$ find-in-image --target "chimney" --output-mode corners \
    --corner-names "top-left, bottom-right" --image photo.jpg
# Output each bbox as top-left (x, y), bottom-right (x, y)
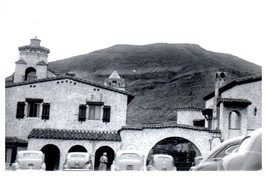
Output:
top-left (212, 71), bottom-right (226, 129)
top-left (66, 72), bottom-right (76, 78)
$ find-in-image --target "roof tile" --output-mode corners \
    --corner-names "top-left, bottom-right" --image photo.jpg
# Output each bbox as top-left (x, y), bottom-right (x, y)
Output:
top-left (28, 128), bottom-right (121, 141)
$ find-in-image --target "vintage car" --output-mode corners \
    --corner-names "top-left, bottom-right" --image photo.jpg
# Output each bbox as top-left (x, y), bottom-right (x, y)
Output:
top-left (190, 136), bottom-right (243, 171)
top-left (111, 150), bottom-right (145, 171)
top-left (63, 152), bottom-right (92, 171)
top-left (11, 150), bottom-right (46, 170)
top-left (147, 154), bottom-right (176, 171)
top-left (218, 128), bottom-right (262, 171)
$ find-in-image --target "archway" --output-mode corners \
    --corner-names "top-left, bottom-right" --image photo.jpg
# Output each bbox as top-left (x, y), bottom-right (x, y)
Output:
top-left (147, 137), bottom-right (201, 171)
top-left (41, 144), bottom-right (60, 171)
top-left (94, 146), bottom-right (115, 171)
top-left (229, 110), bottom-right (241, 129)
top-left (68, 145), bottom-right (87, 153)
top-left (25, 67), bottom-right (36, 81)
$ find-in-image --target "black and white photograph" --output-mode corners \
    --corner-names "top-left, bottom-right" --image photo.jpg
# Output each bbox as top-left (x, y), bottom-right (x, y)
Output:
top-left (1, 0), bottom-right (265, 174)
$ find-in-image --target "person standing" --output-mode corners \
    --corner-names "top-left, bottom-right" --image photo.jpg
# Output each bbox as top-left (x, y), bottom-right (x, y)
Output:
top-left (98, 152), bottom-right (108, 171)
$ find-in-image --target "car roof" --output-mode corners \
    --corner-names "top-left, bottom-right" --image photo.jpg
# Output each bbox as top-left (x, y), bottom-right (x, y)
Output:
top-left (201, 136), bottom-right (244, 162)
top-left (68, 152), bottom-right (90, 155)
top-left (152, 154), bottom-right (173, 159)
top-left (18, 150), bottom-right (43, 154)
top-left (116, 150), bottom-right (144, 156)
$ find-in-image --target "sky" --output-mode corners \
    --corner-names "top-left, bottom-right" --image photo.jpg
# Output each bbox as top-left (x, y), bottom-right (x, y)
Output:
top-left (0, 0), bottom-right (266, 174)
top-left (1, 0), bottom-right (266, 77)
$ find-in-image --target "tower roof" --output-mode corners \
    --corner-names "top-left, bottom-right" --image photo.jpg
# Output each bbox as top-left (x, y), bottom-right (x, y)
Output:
top-left (18, 37), bottom-right (50, 54)
top-left (108, 70), bottom-right (121, 79)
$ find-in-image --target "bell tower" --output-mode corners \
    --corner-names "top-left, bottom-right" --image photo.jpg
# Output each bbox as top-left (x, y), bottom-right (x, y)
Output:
top-left (104, 71), bottom-right (125, 91)
top-left (13, 37), bottom-right (50, 83)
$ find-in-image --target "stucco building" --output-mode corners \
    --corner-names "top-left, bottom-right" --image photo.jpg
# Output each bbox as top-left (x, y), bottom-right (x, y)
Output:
top-left (203, 72), bottom-right (262, 140)
top-left (5, 38), bottom-right (261, 171)
top-left (5, 38), bottom-right (134, 170)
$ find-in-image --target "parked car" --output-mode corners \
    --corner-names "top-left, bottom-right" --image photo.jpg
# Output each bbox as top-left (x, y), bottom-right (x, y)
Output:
top-left (111, 150), bottom-right (145, 171)
top-left (11, 150), bottom-right (46, 170)
top-left (190, 136), bottom-right (243, 171)
top-left (218, 128), bottom-right (262, 171)
top-left (63, 152), bottom-right (92, 171)
top-left (147, 154), bottom-right (176, 171)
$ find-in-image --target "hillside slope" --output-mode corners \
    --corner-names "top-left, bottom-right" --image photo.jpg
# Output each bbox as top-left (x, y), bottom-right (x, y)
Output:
top-left (48, 43), bottom-right (261, 125)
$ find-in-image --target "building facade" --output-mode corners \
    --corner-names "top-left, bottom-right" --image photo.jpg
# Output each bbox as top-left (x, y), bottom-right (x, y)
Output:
top-left (5, 38), bottom-right (261, 171)
top-left (5, 38), bottom-right (134, 170)
top-left (203, 72), bottom-right (262, 141)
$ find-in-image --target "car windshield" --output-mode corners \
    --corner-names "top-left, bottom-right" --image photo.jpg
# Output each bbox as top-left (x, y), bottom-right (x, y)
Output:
top-left (70, 154), bottom-right (86, 158)
top-left (225, 145), bottom-right (239, 154)
top-left (238, 136), bottom-right (251, 152)
top-left (22, 153), bottom-right (40, 158)
top-left (121, 153), bottom-right (139, 159)
top-left (153, 156), bottom-right (173, 169)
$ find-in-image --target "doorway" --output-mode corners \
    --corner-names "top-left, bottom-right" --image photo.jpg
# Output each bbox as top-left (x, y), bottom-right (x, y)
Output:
top-left (41, 144), bottom-right (60, 171)
top-left (94, 146), bottom-right (115, 171)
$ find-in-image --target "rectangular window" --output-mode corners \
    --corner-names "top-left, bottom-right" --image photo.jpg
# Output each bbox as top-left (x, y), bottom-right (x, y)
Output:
top-left (103, 106), bottom-right (111, 123)
top-left (86, 101), bottom-right (104, 120)
top-left (88, 105), bottom-right (101, 120)
top-left (16, 102), bottom-right (25, 119)
top-left (41, 103), bottom-right (50, 120)
top-left (28, 102), bottom-right (40, 117)
top-left (26, 98), bottom-right (43, 118)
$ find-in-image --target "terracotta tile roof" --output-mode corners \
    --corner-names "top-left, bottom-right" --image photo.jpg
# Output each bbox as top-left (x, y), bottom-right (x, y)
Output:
top-left (6, 137), bottom-right (28, 144)
top-left (203, 74), bottom-right (261, 100)
top-left (28, 128), bottom-right (121, 141)
top-left (121, 123), bottom-right (220, 133)
top-left (47, 67), bottom-right (61, 76)
top-left (177, 106), bottom-right (203, 111)
top-left (18, 45), bottom-right (50, 54)
top-left (217, 98), bottom-right (252, 107)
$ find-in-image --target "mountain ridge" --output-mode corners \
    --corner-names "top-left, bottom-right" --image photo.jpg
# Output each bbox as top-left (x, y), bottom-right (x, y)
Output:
top-left (47, 43), bottom-right (261, 125)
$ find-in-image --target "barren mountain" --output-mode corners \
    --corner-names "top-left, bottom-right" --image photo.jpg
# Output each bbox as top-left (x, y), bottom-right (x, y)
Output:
top-left (48, 43), bottom-right (261, 125)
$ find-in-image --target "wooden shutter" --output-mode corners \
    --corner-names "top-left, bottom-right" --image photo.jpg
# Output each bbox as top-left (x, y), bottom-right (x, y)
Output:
top-left (78, 104), bottom-right (87, 122)
top-left (103, 106), bottom-right (111, 123)
top-left (16, 102), bottom-right (25, 119)
top-left (41, 103), bottom-right (50, 120)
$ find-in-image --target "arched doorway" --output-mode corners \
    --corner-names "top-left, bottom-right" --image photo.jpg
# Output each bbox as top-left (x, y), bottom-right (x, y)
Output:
top-left (41, 144), bottom-right (60, 171)
top-left (147, 137), bottom-right (201, 171)
top-left (94, 146), bottom-right (115, 171)
top-left (68, 145), bottom-right (87, 153)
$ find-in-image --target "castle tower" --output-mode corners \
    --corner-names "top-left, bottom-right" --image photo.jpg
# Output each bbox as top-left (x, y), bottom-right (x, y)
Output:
top-left (212, 71), bottom-right (226, 129)
top-left (104, 71), bottom-right (125, 91)
top-left (13, 37), bottom-right (50, 83)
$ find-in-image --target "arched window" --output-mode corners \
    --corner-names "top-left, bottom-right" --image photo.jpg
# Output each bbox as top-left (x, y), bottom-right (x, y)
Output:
top-left (25, 67), bottom-right (37, 81)
top-left (229, 111), bottom-right (241, 129)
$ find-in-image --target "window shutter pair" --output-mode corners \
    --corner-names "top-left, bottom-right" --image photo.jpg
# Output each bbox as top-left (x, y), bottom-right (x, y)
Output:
top-left (41, 103), bottom-right (50, 120)
top-left (16, 101), bottom-right (50, 120)
top-left (16, 102), bottom-right (25, 119)
top-left (103, 106), bottom-right (111, 123)
top-left (78, 104), bottom-right (111, 123)
top-left (78, 104), bottom-right (87, 122)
